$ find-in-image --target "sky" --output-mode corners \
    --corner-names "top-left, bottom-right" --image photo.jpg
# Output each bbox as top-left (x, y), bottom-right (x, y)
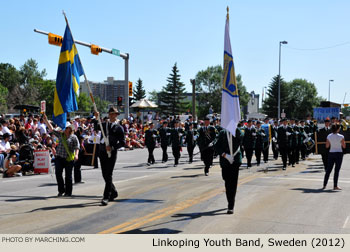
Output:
top-left (1, 0), bottom-right (350, 107)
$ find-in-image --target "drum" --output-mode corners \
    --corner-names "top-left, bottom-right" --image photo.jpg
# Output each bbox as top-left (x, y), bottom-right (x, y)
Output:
top-left (303, 137), bottom-right (315, 150)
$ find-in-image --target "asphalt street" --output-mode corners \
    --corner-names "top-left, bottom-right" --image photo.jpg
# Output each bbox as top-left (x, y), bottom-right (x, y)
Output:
top-left (0, 146), bottom-right (349, 234)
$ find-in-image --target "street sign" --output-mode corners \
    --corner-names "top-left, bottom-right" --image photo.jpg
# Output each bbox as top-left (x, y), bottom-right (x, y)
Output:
top-left (41, 100), bottom-right (46, 113)
top-left (112, 48), bottom-right (120, 56)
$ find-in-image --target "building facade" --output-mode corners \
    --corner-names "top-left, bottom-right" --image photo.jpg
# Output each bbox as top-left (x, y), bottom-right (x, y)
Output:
top-left (80, 77), bottom-right (126, 104)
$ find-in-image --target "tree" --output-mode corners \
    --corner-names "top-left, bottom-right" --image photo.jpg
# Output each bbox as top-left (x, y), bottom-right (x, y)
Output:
top-left (159, 63), bottom-right (187, 116)
top-left (195, 65), bottom-right (249, 119)
top-left (286, 79), bottom-right (324, 118)
top-left (77, 92), bottom-right (92, 113)
top-left (148, 89), bottom-right (159, 103)
top-left (0, 63), bottom-right (21, 109)
top-left (133, 78), bottom-right (146, 100)
top-left (262, 75), bottom-right (289, 118)
top-left (36, 79), bottom-right (55, 116)
top-left (0, 84), bottom-right (8, 112)
top-left (94, 96), bottom-right (110, 113)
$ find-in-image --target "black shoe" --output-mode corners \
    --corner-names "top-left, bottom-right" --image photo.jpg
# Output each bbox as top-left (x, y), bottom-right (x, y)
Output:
top-left (57, 193), bottom-right (64, 197)
top-left (174, 164), bottom-right (177, 167)
top-left (101, 199), bottom-right (109, 206)
top-left (205, 173), bottom-right (209, 176)
top-left (147, 162), bottom-right (151, 166)
top-left (227, 209), bottom-right (234, 214)
top-left (75, 181), bottom-right (85, 184)
top-left (282, 167), bottom-right (286, 170)
top-left (63, 193), bottom-right (72, 197)
top-left (109, 192), bottom-right (119, 201)
top-left (292, 164), bottom-right (295, 167)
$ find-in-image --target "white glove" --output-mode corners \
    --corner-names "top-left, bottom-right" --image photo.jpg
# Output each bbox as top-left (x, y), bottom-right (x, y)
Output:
top-left (286, 132), bottom-right (292, 136)
top-left (166, 133), bottom-right (171, 136)
top-left (223, 153), bottom-right (234, 164)
top-left (193, 135), bottom-right (198, 140)
top-left (208, 142), bottom-right (213, 147)
top-left (272, 137), bottom-right (276, 142)
top-left (252, 133), bottom-right (256, 136)
top-left (179, 133), bottom-right (183, 137)
top-left (152, 135), bottom-right (157, 138)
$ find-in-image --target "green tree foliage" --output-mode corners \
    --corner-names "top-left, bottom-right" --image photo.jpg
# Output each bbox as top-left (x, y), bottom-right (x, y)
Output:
top-left (195, 65), bottom-right (249, 119)
top-left (94, 96), bottom-right (110, 113)
top-left (159, 63), bottom-right (187, 116)
top-left (286, 79), bottom-right (323, 118)
top-left (0, 85), bottom-right (8, 112)
top-left (148, 89), bottom-right (159, 103)
top-left (0, 63), bottom-right (21, 109)
top-left (262, 76), bottom-right (324, 119)
top-left (77, 92), bottom-right (92, 113)
top-left (36, 79), bottom-right (55, 116)
top-left (133, 78), bottom-right (146, 100)
top-left (262, 75), bottom-right (289, 118)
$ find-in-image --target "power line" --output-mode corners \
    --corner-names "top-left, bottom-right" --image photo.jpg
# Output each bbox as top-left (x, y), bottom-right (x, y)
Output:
top-left (285, 41), bottom-right (350, 51)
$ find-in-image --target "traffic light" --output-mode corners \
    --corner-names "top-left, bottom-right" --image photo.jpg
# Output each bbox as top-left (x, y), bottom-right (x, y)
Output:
top-left (128, 81), bottom-right (133, 97)
top-left (117, 96), bottom-right (123, 106)
top-left (48, 33), bottom-right (63, 46)
top-left (129, 97), bottom-right (134, 106)
top-left (91, 44), bottom-right (102, 55)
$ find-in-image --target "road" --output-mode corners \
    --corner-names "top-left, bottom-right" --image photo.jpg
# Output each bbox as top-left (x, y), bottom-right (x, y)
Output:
top-left (1, 146), bottom-right (350, 234)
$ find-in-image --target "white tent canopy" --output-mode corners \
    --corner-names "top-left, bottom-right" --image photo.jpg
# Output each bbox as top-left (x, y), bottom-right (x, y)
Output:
top-left (130, 98), bottom-right (158, 108)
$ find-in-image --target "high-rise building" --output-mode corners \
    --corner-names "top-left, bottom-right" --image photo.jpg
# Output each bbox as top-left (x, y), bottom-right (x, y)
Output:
top-left (80, 77), bottom-right (126, 104)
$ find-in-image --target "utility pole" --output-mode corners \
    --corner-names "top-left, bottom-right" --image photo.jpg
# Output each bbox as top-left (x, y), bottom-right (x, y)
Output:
top-left (34, 28), bottom-right (130, 119)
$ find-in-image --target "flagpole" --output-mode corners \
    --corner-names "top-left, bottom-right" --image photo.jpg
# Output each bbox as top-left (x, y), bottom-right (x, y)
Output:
top-left (62, 11), bottom-right (111, 158)
top-left (225, 6), bottom-right (233, 157)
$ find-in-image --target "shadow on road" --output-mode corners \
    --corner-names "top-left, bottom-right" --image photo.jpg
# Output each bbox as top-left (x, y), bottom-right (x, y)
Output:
top-left (120, 208), bottom-right (227, 234)
top-left (121, 228), bottom-right (182, 234)
top-left (291, 188), bottom-right (338, 194)
top-left (2, 194), bottom-right (102, 202)
top-left (171, 174), bottom-right (201, 179)
top-left (28, 202), bottom-right (101, 212)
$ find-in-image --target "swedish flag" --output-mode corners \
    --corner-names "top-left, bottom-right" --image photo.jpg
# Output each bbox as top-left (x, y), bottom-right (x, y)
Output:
top-left (53, 25), bottom-right (84, 129)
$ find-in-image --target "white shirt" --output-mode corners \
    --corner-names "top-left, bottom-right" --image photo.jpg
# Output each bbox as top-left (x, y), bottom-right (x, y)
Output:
top-left (0, 140), bottom-right (11, 153)
top-left (327, 133), bottom-right (344, 153)
top-left (39, 124), bottom-right (47, 135)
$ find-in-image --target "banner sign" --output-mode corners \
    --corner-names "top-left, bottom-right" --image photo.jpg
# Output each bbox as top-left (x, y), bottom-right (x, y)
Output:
top-left (313, 107), bottom-right (340, 121)
top-left (33, 149), bottom-right (51, 174)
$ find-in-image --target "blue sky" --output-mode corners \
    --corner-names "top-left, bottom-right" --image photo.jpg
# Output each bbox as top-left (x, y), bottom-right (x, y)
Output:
top-left (1, 0), bottom-right (350, 106)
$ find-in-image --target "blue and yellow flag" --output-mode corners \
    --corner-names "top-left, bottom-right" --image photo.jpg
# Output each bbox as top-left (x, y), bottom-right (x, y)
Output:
top-left (221, 9), bottom-right (241, 137)
top-left (53, 25), bottom-right (84, 129)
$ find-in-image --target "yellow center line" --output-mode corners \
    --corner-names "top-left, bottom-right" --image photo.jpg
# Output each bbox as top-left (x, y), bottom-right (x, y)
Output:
top-left (98, 172), bottom-right (263, 234)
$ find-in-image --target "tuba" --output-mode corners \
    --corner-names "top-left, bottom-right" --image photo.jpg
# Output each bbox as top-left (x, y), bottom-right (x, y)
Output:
top-left (341, 119), bottom-right (349, 131)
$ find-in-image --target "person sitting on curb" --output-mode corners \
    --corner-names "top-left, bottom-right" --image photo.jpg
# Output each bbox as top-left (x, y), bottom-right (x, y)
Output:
top-left (3, 150), bottom-right (22, 177)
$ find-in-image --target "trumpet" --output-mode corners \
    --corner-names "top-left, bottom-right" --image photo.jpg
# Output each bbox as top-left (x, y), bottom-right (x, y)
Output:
top-left (341, 119), bottom-right (349, 131)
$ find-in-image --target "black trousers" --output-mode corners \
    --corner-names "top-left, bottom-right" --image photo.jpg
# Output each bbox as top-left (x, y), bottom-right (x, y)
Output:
top-left (255, 148), bottom-right (262, 165)
top-left (272, 142), bottom-right (279, 160)
top-left (99, 148), bottom-right (118, 200)
top-left (94, 144), bottom-right (99, 168)
top-left (202, 147), bottom-right (214, 173)
top-left (147, 145), bottom-right (155, 164)
top-left (300, 145), bottom-right (306, 160)
top-left (263, 142), bottom-right (269, 162)
top-left (221, 159), bottom-right (241, 210)
top-left (187, 144), bottom-right (195, 162)
top-left (279, 146), bottom-right (288, 168)
top-left (161, 144), bottom-right (168, 162)
top-left (323, 152), bottom-right (343, 187)
top-left (55, 157), bottom-right (74, 195)
top-left (245, 148), bottom-right (254, 167)
top-left (73, 150), bottom-right (84, 183)
top-left (294, 146), bottom-right (301, 163)
top-left (321, 151), bottom-right (329, 171)
top-left (288, 147), bottom-right (295, 165)
top-left (172, 146), bottom-right (181, 165)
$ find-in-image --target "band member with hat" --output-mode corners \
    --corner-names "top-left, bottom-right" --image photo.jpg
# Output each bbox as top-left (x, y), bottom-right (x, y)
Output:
top-left (94, 107), bottom-right (125, 206)
top-left (255, 121), bottom-right (265, 166)
top-left (271, 120), bottom-right (279, 160)
top-left (242, 119), bottom-right (256, 168)
top-left (261, 118), bottom-right (271, 163)
top-left (197, 117), bottom-right (216, 175)
top-left (170, 120), bottom-right (184, 167)
top-left (158, 121), bottom-right (171, 163)
top-left (184, 122), bottom-right (197, 163)
top-left (145, 122), bottom-right (157, 165)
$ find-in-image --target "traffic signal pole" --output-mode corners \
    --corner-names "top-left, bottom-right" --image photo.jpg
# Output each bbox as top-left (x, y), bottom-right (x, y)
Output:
top-left (34, 28), bottom-right (130, 119)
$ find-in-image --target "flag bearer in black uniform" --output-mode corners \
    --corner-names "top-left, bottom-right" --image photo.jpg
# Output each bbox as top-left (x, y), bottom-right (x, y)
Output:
top-left (214, 127), bottom-right (242, 214)
top-left (197, 117), bottom-right (216, 175)
top-left (242, 120), bottom-right (256, 167)
top-left (158, 121), bottom-right (171, 163)
top-left (145, 122), bottom-right (157, 165)
top-left (94, 107), bottom-right (125, 206)
top-left (277, 118), bottom-right (289, 170)
top-left (319, 118), bottom-right (331, 171)
top-left (271, 120), bottom-right (279, 160)
top-left (184, 123), bottom-right (197, 163)
top-left (170, 120), bottom-right (184, 167)
top-left (255, 121), bottom-right (265, 166)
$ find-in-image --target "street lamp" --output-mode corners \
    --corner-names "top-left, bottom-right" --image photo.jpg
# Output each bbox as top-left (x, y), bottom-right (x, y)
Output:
top-left (278, 40), bottom-right (288, 119)
top-left (328, 79), bottom-right (334, 101)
